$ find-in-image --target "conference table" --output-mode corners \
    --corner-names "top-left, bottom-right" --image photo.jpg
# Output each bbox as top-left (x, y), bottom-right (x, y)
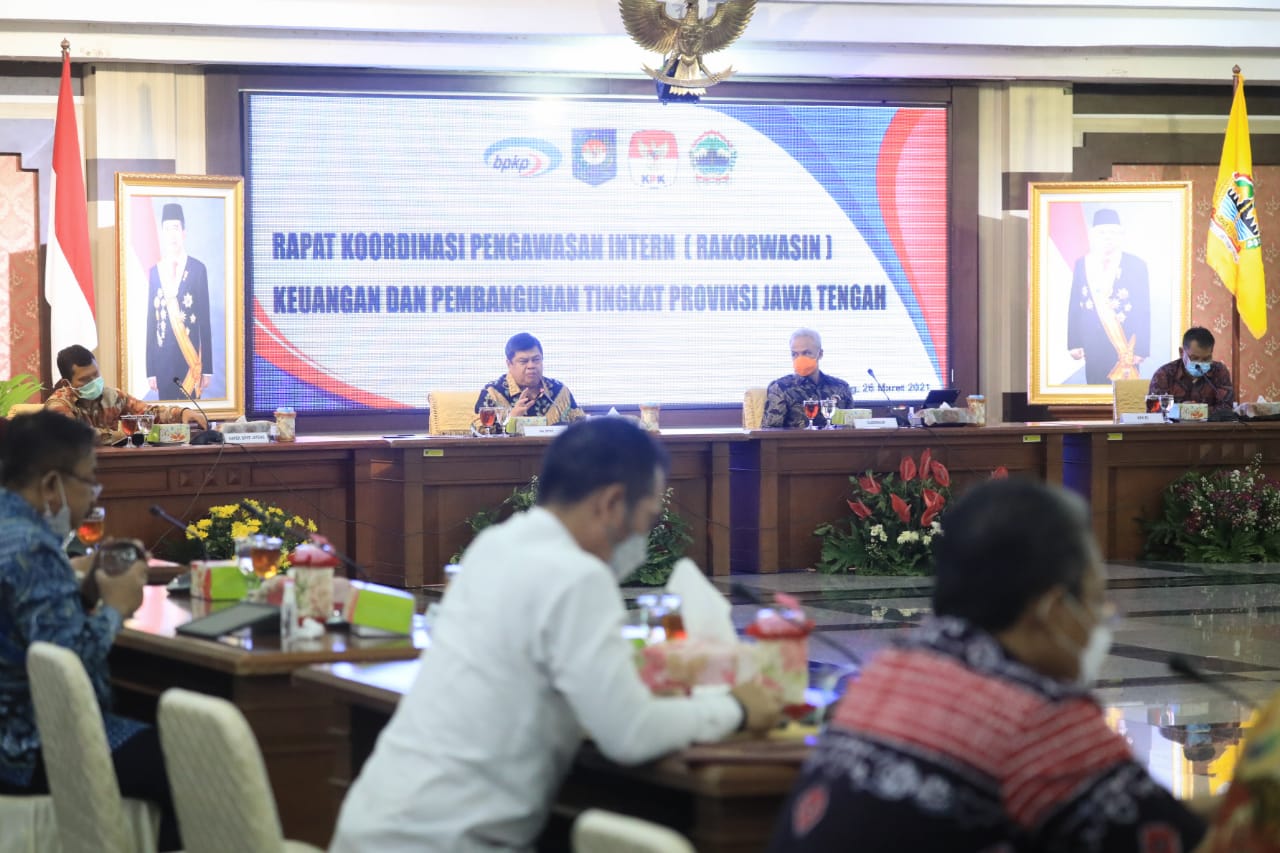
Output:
top-left (108, 586), bottom-right (429, 848)
top-left (93, 421), bottom-right (1280, 581)
top-left (293, 659), bottom-right (807, 852)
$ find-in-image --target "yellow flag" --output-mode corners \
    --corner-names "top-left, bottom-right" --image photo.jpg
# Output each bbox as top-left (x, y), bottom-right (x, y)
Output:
top-left (1207, 75), bottom-right (1267, 339)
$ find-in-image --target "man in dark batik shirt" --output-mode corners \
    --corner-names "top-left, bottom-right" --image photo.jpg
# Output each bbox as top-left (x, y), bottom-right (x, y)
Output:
top-left (762, 328), bottom-right (853, 428)
top-left (1148, 326), bottom-right (1235, 414)
top-left (475, 332), bottom-right (585, 425)
top-left (770, 480), bottom-right (1206, 853)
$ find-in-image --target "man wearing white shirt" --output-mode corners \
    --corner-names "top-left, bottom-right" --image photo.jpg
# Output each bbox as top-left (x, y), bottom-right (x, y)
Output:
top-left (331, 418), bottom-right (782, 852)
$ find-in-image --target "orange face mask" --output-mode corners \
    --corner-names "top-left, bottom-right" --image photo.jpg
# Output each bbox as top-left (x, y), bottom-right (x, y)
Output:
top-left (793, 356), bottom-right (818, 377)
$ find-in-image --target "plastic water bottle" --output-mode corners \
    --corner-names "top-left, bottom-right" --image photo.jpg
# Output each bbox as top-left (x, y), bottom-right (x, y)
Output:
top-left (280, 579), bottom-right (297, 644)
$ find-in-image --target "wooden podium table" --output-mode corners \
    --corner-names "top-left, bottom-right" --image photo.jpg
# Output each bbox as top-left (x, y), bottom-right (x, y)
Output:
top-left (108, 587), bottom-right (427, 848)
top-left (295, 660), bottom-right (805, 852)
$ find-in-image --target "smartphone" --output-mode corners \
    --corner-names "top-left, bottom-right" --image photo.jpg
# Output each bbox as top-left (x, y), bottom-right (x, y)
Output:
top-left (96, 542), bottom-right (145, 576)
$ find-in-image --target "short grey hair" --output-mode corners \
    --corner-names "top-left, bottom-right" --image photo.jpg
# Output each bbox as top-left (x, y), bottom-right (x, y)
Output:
top-left (790, 328), bottom-right (822, 350)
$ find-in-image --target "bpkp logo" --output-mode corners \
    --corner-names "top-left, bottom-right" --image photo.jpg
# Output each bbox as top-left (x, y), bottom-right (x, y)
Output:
top-left (483, 137), bottom-right (562, 177)
top-left (690, 131), bottom-right (736, 183)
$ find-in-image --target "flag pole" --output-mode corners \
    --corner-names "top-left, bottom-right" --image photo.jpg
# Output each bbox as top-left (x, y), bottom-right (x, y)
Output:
top-left (1230, 64), bottom-right (1242, 400)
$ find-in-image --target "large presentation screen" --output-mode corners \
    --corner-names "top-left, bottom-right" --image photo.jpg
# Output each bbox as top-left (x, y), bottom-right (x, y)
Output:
top-left (244, 93), bottom-right (949, 413)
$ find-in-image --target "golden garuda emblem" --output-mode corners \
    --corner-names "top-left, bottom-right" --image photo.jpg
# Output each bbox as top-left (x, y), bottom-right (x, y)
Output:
top-left (619, 0), bottom-right (756, 96)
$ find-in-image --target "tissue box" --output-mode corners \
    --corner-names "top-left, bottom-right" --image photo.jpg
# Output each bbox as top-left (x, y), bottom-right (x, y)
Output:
top-left (342, 581), bottom-right (414, 635)
top-left (148, 423), bottom-right (191, 444)
top-left (745, 609), bottom-right (814, 706)
top-left (1180, 402), bottom-right (1209, 422)
top-left (922, 407), bottom-right (974, 426)
top-left (637, 640), bottom-right (743, 695)
top-left (830, 408), bottom-right (873, 426)
top-left (1237, 401), bottom-right (1280, 418)
top-left (190, 560), bottom-right (248, 601)
top-left (506, 416), bottom-right (547, 435)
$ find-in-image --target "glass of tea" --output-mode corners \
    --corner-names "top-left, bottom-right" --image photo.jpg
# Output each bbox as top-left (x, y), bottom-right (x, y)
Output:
top-left (803, 398), bottom-right (820, 430)
top-left (77, 506), bottom-right (106, 555)
top-left (478, 406), bottom-right (498, 435)
top-left (249, 534), bottom-right (284, 579)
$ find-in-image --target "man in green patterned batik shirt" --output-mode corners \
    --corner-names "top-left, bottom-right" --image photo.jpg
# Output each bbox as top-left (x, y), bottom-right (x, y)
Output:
top-left (475, 332), bottom-right (585, 425)
top-left (763, 328), bottom-right (853, 429)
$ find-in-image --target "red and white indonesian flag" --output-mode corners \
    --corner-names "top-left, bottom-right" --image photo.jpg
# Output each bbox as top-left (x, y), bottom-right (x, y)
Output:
top-left (45, 47), bottom-right (96, 362)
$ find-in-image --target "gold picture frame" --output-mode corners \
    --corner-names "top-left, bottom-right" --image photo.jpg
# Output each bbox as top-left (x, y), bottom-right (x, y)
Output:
top-left (115, 173), bottom-right (244, 419)
top-left (1028, 181), bottom-right (1192, 405)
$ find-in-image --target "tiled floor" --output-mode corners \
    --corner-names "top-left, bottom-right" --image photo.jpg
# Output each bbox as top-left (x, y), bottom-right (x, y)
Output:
top-left (683, 561), bottom-right (1280, 800)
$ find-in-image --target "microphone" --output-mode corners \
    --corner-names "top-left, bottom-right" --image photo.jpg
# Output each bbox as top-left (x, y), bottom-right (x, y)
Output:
top-left (171, 377), bottom-right (223, 445)
top-left (150, 504), bottom-right (208, 560)
top-left (730, 582), bottom-right (862, 669)
top-left (238, 500), bottom-right (368, 580)
top-left (866, 368), bottom-right (910, 426)
top-left (1168, 655), bottom-right (1255, 708)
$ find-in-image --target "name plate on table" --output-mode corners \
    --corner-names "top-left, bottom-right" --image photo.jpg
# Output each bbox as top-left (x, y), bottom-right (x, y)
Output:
top-left (224, 432), bottom-right (271, 444)
top-left (1117, 413), bottom-right (1165, 425)
top-left (853, 417), bottom-right (899, 430)
top-left (523, 425), bottom-right (568, 437)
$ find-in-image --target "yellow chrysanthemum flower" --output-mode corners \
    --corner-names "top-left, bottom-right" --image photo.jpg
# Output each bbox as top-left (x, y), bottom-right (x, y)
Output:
top-left (185, 524), bottom-right (199, 538)
top-left (197, 518), bottom-right (213, 530)
top-left (230, 521), bottom-right (252, 541)
top-left (307, 520), bottom-right (318, 532)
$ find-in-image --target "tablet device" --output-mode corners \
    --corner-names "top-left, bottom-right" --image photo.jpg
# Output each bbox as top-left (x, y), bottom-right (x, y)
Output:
top-left (922, 389), bottom-right (960, 409)
top-left (175, 603), bottom-right (280, 639)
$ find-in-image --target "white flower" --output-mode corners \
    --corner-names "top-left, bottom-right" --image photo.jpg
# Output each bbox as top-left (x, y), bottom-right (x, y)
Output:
top-left (896, 531), bottom-right (921, 545)
top-left (922, 534), bottom-right (933, 546)
top-left (869, 524), bottom-right (885, 538)
top-left (930, 520), bottom-right (942, 533)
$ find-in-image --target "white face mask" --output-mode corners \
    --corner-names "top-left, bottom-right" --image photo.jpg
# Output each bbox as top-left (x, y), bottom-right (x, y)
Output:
top-left (1044, 593), bottom-right (1113, 688)
top-left (608, 533), bottom-right (648, 583)
top-left (42, 474), bottom-right (73, 542)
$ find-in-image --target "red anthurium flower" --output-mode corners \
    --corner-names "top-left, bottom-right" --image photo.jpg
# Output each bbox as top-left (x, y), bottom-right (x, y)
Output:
top-left (857, 473), bottom-right (881, 495)
top-left (921, 504), bottom-right (942, 528)
top-left (919, 449), bottom-right (933, 482)
top-left (992, 466), bottom-right (1009, 480)
top-left (900, 456), bottom-right (917, 482)
top-left (848, 499), bottom-right (873, 520)
top-left (931, 461), bottom-right (951, 487)
top-left (890, 493), bottom-right (911, 524)
top-left (922, 488), bottom-right (945, 510)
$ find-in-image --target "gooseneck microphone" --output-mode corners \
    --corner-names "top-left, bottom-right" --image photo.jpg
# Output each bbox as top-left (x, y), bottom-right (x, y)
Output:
top-left (866, 368), bottom-right (910, 426)
top-left (1168, 654), bottom-right (1255, 708)
top-left (730, 582), bottom-right (862, 670)
top-left (238, 500), bottom-right (368, 580)
top-left (171, 377), bottom-right (224, 445)
top-left (150, 504), bottom-right (207, 560)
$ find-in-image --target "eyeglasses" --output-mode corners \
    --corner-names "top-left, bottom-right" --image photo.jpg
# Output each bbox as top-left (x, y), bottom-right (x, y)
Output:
top-left (59, 470), bottom-right (104, 501)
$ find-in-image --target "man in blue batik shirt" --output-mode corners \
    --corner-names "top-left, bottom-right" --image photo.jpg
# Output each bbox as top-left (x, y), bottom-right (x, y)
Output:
top-left (0, 412), bottom-right (181, 850)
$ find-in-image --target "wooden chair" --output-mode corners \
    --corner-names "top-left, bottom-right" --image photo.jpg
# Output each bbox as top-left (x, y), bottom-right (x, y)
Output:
top-left (157, 688), bottom-right (321, 852)
top-left (743, 387), bottom-right (767, 430)
top-left (1112, 378), bottom-right (1151, 421)
top-left (572, 809), bottom-right (696, 853)
top-left (427, 390), bottom-right (479, 436)
top-left (26, 642), bottom-right (160, 853)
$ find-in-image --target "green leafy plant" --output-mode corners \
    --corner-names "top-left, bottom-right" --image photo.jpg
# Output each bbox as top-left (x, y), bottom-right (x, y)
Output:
top-left (813, 448), bottom-right (957, 576)
top-left (1143, 455), bottom-right (1280, 563)
top-left (0, 373), bottom-right (42, 415)
top-left (452, 476), bottom-right (692, 586)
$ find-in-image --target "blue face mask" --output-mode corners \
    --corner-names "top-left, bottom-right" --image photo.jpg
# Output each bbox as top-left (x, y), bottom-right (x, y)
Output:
top-left (1184, 358), bottom-right (1211, 378)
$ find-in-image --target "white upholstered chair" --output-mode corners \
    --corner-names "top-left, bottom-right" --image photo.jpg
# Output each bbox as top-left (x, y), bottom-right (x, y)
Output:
top-left (0, 795), bottom-right (59, 853)
top-left (157, 688), bottom-right (322, 853)
top-left (25, 642), bottom-right (160, 853)
top-left (572, 810), bottom-right (696, 853)
top-left (1112, 378), bottom-right (1151, 420)
top-left (427, 390), bottom-right (479, 435)
top-left (743, 387), bottom-right (767, 430)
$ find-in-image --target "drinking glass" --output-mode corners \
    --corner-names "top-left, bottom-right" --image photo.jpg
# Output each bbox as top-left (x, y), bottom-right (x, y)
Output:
top-left (1144, 395), bottom-right (1162, 415)
top-left (120, 415), bottom-right (141, 448)
top-left (133, 413), bottom-right (155, 447)
top-left (478, 406), bottom-right (498, 435)
top-left (77, 506), bottom-right (106, 556)
top-left (249, 534), bottom-right (284, 579)
top-left (1159, 394), bottom-right (1174, 422)
top-left (495, 406), bottom-right (511, 436)
top-left (820, 397), bottom-right (837, 428)
top-left (802, 399), bottom-right (820, 430)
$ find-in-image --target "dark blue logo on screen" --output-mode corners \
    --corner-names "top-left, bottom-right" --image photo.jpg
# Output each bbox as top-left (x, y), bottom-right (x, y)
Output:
top-left (571, 129), bottom-right (617, 186)
top-left (483, 137), bottom-right (562, 177)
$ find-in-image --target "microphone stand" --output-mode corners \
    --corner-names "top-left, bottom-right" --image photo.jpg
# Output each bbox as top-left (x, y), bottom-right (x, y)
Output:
top-left (866, 368), bottom-right (910, 427)
top-left (170, 377), bottom-right (224, 444)
top-left (150, 504), bottom-right (208, 560)
top-left (1168, 654), bottom-right (1255, 708)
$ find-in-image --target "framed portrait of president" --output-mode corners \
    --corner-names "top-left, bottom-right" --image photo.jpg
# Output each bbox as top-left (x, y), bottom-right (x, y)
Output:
top-left (115, 173), bottom-right (245, 419)
top-left (1028, 182), bottom-right (1192, 405)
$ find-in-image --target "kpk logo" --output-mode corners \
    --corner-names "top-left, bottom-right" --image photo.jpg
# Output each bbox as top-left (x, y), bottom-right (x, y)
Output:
top-left (689, 131), bottom-right (736, 182)
top-left (483, 137), bottom-right (562, 177)
top-left (628, 130), bottom-right (679, 188)
top-left (572, 129), bottom-right (617, 186)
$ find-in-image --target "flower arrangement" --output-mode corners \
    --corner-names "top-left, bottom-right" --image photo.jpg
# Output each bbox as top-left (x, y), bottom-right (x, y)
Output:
top-left (453, 476), bottom-right (693, 586)
top-left (184, 499), bottom-right (318, 563)
top-left (814, 449), bottom-right (984, 576)
top-left (1144, 455), bottom-right (1280, 563)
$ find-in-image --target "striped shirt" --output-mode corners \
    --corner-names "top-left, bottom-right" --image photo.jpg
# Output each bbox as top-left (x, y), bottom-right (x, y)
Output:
top-left (769, 617), bottom-right (1204, 852)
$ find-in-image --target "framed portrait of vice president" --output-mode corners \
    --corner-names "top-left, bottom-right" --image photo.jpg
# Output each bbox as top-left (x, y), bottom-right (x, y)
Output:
top-left (115, 173), bottom-right (245, 419)
top-left (1028, 181), bottom-right (1192, 406)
